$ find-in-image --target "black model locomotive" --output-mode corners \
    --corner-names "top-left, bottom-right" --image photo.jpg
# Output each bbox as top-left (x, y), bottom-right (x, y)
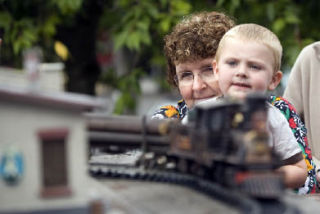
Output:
top-left (166, 94), bottom-right (284, 198)
top-left (88, 93), bottom-right (284, 199)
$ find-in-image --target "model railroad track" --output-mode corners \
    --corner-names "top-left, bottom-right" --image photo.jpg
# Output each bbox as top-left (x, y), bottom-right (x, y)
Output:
top-left (86, 96), bottom-right (300, 214)
top-left (89, 163), bottom-right (300, 214)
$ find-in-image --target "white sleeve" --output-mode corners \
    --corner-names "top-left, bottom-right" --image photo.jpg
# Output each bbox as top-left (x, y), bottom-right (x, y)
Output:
top-left (267, 105), bottom-right (301, 160)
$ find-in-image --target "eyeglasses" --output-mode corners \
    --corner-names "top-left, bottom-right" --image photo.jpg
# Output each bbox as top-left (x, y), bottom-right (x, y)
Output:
top-left (174, 66), bottom-right (215, 86)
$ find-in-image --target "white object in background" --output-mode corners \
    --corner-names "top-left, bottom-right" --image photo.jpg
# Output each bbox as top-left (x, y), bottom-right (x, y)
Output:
top-left (23, 47), bottom-right (42, 91)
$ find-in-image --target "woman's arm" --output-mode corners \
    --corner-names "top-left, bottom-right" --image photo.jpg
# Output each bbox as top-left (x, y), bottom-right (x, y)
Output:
top-left (278, 158), bottom-right (307, 189)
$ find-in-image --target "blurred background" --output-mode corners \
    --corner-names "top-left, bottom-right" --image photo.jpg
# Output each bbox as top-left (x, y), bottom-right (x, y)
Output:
top-left (1, 0), bottom-right (320, 115)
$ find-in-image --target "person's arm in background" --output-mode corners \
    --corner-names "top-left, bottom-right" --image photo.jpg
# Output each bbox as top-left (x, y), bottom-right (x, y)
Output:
top-left (283, 45), bottom-right (309, 119)
top-left (284, 41), bottom-right (320, 169)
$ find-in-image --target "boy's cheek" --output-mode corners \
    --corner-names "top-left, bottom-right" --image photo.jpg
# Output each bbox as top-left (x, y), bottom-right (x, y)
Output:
top-left (256, 84), bottom-right (268, 92)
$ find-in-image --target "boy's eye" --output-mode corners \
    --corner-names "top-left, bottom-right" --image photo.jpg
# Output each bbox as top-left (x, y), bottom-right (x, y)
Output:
top-left (249, 64), bottom-right (262, 70)
top-left (226, 60), bottom-right (237, 66)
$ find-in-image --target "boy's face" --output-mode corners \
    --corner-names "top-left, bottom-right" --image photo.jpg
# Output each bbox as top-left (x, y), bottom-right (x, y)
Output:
top-left (175, 58), bottom-right (221, 108)
top-left (213, 38), bottom-right (282, 99)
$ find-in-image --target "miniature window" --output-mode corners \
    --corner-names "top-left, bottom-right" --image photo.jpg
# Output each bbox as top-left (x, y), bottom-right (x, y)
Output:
top-left (38, 128), bottom-right (71, 198)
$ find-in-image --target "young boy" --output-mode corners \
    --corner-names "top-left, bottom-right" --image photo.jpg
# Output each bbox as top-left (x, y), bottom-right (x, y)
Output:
top-left (212, 23), bottom-right (307, 188)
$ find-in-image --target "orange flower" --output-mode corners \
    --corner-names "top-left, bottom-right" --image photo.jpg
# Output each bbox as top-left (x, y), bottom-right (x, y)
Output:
top-left (306, 159), bottom-right (313, 171)
top-left (161, 105), bottom-right (179, 118)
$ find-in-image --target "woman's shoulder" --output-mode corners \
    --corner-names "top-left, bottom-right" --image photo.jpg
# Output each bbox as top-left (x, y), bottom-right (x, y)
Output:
top-left (151, 99), bottom-right (187, 119)
top-left (268, 95), bottom-right (297, 113)
top-left (268, 95), bottom-right (305, 132)
top-left (268, 95), bottom-right (292, 106)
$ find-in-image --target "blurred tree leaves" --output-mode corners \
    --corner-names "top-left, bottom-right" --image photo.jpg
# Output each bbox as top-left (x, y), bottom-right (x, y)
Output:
top-left (100, 67), bottom-right (145, 114)
top-left (0, 0), bottom-right (82, 66)
top-left (101, 0), bottom-right (191, 55)
top-left (98, 0), bottom-right (192, 114)
top-left (1, 0), bottom-right (320, 114)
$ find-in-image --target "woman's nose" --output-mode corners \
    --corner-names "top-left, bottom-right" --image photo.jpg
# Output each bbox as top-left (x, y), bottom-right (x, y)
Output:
top-left (192, 74), bottom-right (206, 90)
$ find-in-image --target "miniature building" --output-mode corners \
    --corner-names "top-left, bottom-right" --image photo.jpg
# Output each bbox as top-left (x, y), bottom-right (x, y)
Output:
top-left (0, 63), bottom-right (65, 92)
top-left (0, 85), bottom-right (105, 213)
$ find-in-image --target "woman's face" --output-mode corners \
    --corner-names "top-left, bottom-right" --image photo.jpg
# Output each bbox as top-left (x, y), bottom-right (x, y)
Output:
top-left (175, 58), bottom-right (221, 109)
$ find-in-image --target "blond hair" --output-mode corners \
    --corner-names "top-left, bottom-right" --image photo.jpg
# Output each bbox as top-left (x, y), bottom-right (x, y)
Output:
top-left (215, 23), bottom-right (282, 72)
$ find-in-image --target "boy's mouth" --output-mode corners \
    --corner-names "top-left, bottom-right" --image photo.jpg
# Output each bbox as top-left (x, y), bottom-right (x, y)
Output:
top-left (232, 82), bottom-right (251, 89)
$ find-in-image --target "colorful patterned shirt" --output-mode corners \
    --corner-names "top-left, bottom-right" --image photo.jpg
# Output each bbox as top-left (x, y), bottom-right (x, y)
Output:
top-left (152, 95), bottom-right (317, 194)
top-left (269, 95), bottom-right (317, 194)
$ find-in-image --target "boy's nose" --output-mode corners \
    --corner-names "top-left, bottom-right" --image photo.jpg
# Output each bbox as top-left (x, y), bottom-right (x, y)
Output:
top-left (192, 75), bottom-right (206, 91)
top-left (236, 64), bottom-right (248, 77)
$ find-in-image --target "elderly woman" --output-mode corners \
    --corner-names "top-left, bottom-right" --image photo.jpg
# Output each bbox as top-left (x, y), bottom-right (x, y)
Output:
top-left (152, 11), bottom-right (317, 194)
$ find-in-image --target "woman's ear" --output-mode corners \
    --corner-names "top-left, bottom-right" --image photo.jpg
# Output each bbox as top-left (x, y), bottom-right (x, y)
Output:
top-left (268, 70), bottom-right (283, 90)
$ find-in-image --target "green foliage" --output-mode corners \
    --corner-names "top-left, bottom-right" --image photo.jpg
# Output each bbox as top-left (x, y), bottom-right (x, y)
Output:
top-left (53, 0), bottom-right (83, 15)
top-left (100, 67), bottom-right (145, 114)
top-left (12, 19), bottom-right (38, 55)
top-left (108, 0), bottom-right (191, 52)
top-left (0, 0), bottom-right (82, 65)
top-left (99, 0), bottom-right (192, 114)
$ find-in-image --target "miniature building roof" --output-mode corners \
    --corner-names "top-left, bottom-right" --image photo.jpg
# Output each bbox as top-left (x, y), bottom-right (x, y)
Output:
top-left (0, 85), bottom-right (104, 112)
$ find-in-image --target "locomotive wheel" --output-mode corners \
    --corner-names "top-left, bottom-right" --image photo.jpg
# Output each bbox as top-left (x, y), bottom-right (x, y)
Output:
top-left (190, 162), bottom-right (206, 178)
top-left (177, 158), bottom-right (189, 173)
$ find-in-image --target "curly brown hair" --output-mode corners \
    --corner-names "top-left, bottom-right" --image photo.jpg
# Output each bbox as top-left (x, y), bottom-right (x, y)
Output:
top-left (164, 11), bottom-right (235, 87)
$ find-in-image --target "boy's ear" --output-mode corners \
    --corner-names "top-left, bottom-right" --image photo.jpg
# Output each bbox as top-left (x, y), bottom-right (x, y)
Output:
top-left (268, 70), bottom-right (283, 90)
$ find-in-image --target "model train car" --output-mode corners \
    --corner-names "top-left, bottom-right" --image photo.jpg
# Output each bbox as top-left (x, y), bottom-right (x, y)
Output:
top-left (88, 93), bottom-right (284, 199)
